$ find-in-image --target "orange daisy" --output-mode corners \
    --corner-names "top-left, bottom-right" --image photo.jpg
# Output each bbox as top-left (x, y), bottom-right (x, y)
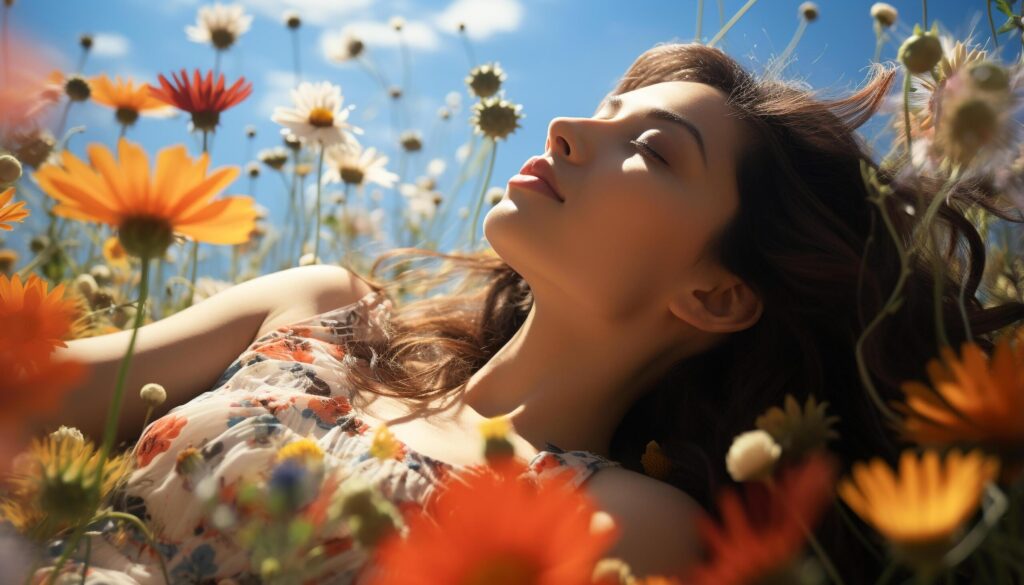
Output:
top-left (89, 74), bottom-right (175, 128)
top-left (34, 138), bottom-right (257, 257)
top-left (362, 466), bottom-right (620, 585)
top-left (683, 453), bottom-right (837, 585)
top-left (896, 330), bottom-right (1024, 453)
top-left (0, 274), bottom-right (77, 364)
top-left (0, 187), bottom-right (30, 231)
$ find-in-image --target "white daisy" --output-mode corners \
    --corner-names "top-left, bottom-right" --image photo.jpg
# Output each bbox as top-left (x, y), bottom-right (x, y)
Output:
top-left (323, 30), bottom-right (366, 64)
top-left (186, 3), bottom-right (253, 51)
top-left (271, 81), bottom-right (364, 148)
top-left (323, 142), bottom-right (399, 190)
top-left (400, 182), bottom-right (440, 227)
top-left (337, 206), bottom-right (386, 241)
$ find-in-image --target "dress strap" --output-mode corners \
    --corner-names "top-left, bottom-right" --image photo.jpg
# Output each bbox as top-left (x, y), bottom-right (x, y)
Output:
top-left (524, 442), bottom-right (622, 490)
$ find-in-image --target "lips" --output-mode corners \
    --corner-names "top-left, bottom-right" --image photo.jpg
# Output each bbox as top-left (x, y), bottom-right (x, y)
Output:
top-left (517, 156), bottom-right (564, 202)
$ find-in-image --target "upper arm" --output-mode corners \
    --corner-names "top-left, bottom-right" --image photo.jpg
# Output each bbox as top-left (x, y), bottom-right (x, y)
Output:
top-left (40, 264), bottom-right (372, 446)
top-left (585, 467), bottom-right (703, 581)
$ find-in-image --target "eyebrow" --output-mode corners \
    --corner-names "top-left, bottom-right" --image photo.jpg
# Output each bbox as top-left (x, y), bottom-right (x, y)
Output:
top-left (596, 95), bottom-right (708, 168)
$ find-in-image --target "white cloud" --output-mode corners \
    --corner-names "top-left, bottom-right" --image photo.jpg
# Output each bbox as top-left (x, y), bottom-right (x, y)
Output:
top-left (239, 0), bottom-right (373, 27)
top-left (91, 33), bottom-right (131, 58)
top-left (432, 0), bottom-right (522, 40)
top-left (320, 19), bottom-right (441, 53)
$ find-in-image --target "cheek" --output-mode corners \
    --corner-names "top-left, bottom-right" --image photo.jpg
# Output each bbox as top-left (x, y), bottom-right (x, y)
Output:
top-left (562, 178), bottom-right (709, 315)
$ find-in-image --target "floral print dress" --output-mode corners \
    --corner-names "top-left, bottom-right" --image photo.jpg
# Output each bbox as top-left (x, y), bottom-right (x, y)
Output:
top-left (31, 290), bottom-right (622, 585)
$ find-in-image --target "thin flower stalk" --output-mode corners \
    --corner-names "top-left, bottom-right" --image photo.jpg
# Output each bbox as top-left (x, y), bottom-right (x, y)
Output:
top-left (466, 138), bottom-right (497, 249)
top-left (707, 0), bottom-right (759, 48)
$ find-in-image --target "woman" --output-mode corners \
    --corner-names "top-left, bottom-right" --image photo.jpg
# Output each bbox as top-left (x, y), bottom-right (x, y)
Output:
top-left (32, 42), bottom-right (1024, 583)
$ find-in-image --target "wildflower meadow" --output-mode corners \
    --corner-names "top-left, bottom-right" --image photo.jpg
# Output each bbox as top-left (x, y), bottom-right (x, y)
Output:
top-left (1, 1), bottom-right (1024, 584)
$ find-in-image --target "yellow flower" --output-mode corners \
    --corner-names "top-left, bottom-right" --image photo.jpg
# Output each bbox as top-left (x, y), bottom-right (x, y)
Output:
top-left (0, 433), bottom-right (133, 543)
top-left (897, 332), bottom-right (1024, 454)
top-left (838, 449), bottom-right (999, 570)
top-left (34, 138), bottom-right (257, 257)
top-left (0, 187), bottom-right (29, 231)
top-left (276, 437), bottom-right (324, 464)
top-left (369, 423), bottom-right (403, 461)
top-left (477, 414), bottom-right (511, 440)
top-left (89, 74), bottom-right (175, 127)
top-left (102, 236), bottom-right (130, 270)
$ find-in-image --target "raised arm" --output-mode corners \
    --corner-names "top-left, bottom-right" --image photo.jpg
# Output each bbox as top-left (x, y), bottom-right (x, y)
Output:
top-left (32, 264), bottom-right (374, 448)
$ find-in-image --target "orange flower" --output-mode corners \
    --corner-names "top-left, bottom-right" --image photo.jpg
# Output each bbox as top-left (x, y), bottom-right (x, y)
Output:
top-left (0, 274), bottom-right (77, 364)
top-left (89, 74), bottom-right (175, 127)
top-left (362, 466), bottom-right (619, 585)
top-left (0, 351), bottom-right (85, 430)
top-left (0, 187), bottom-right (29, 231)
top-left (150, 69), bottom-right (253, 132)
top-left (683, 453), bottom-right (837, 585)
top-left (102, 236), bottom-right (130, 270)
top-left (897, 331), bottom-right (1024, 452)
top-left (34, 138), bottom-right (257, 257)
top-left (135, 415), bottom-right (188, 468)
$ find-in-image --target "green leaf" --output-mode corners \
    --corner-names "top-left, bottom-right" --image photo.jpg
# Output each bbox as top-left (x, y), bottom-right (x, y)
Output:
top-left (997, 16), bottom-right (1019, 34)
top-left (995, 0), bottom-right (1016, 18)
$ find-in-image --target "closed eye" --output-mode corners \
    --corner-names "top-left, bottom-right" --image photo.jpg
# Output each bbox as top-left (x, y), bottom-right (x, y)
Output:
top-left (630, 139), bottom-right (667, 165)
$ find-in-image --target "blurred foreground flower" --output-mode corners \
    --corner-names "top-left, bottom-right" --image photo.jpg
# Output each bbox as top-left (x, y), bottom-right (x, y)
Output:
top-left (34, 138), bottom-right (257, 258)
top-left (838, 450), bottom-right (999, 572)
top-left (89, 74), bottom-right (175, 130)
top-left (150, 69), bottom-right (253, 133)
top-left (683, 453), bottom-right (837, 585)
top-left (896, 330), bottom-right (1024, 463)
top-left (0, 431), bottom-right (132, 543)
top-left (0, 187), bottom-right (29, 230)
top-left (361, 465), bottom-right (619, 585)
top-left (755, 394), bottom-right (839, 462)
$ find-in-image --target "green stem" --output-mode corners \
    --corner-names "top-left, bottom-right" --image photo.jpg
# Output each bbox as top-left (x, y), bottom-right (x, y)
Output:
top-left (291, 28), bottom-right (301, 86)
top-left (460, 27), bottom-right (477, 69)
top-left (466, 138), bottom-right (497, 250)
top-left (312, 145), bottom-right (325, 262)
top-left (141, 405), bottom-right (154, 434)
top-left (707, 0), bottom-right (759, 48)
top-left (922, 0), bottom-right (928, 27)
top-left (696, 0), bottom-right (704, 41)
top-left (988, 0), bottom-right (1001, 49)
top-left (185, 240), bottom-right (198, 308)
top-left (768, 17), bottom-right (808, 78)
top-left (94, 511), bottom-right (171, 584)
top-left (80, 535), bottom-right (91, 583)
top-left (94, 257), bottom-right (150, 485)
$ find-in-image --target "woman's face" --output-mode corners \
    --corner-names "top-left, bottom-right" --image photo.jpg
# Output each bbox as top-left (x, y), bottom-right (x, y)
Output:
top-left (484, 80), bottom-right (753, 329)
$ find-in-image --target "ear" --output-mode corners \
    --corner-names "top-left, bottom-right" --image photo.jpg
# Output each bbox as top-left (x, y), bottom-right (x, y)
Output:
top-left (668, 276), bottom-right (763, 334)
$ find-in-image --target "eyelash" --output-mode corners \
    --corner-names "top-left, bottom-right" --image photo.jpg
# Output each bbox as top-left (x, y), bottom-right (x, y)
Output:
top-left (630, 139), bottom-right (667, 165)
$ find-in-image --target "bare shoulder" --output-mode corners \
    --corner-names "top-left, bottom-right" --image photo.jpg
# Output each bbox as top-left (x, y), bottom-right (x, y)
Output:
top-left (584, 466), bottom-right (703, 580)
top-left (255, 265), bottom-right (377, 337)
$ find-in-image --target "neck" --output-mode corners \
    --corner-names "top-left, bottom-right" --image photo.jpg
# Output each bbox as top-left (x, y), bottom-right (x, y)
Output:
top-left (460, 292), bottom-right (685, 459)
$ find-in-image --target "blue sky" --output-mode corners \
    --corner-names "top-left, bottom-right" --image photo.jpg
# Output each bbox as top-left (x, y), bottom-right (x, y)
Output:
top-left (9, 0), bottom-right (996, 258)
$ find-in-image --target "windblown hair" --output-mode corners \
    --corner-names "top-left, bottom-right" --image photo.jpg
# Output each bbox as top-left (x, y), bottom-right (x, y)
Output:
top-left (341, 43), bottom-right (1024, 578)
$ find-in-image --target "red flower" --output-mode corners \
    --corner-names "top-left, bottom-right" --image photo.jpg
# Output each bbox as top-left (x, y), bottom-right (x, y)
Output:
top-left (135, 415), bottom-right (188, 468)
top-left (307, 396), bottom-right (352, 421)
top-left (684, 453), bottom-right (838, 585)
top-left (149, 69), bottom-right (253, 132)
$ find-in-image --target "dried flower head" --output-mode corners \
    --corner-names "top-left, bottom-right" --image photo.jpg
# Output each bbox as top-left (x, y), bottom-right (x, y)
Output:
top-left (799, 2), bottom-right (818, 22)
top-left (0, 154), bottom-right (23, 184)
top-left (282, 10), bottom-right (301, 29)
top-left (870, 2), bottom-right (897, 28)
top-left (899, 23), bottom-right (944, 75)
top-left (470, 95), bottom-right (524, 141)
top-left (399, 130), bottom-right (423, 152)
top-left (63, 74), bottom-right (91, 102)
top-left (259, 147), bottom-right (290, 171)
top-left (324, 30), bottom-right (365, 63)
top-left (465, 62), bottom-right (507, 99)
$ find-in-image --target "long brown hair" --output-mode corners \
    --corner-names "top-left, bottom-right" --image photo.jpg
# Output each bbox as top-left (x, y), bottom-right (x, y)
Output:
top-left (341, 43), bottom-right (1024, 578)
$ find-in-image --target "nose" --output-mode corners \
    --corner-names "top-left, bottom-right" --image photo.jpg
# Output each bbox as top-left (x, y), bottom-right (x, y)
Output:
top-left (546, 117), bottom-right (587, 163)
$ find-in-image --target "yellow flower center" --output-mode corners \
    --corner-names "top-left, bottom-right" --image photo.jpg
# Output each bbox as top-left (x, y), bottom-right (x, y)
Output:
top-left (460, 554), bottom-right (541, 585)
top-left (308, 107), bottom-right (335, 128)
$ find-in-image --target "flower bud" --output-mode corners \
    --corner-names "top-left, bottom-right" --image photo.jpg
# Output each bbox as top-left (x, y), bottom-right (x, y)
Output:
top-left (725, 429), bottom-right (781, 482)
top-left (799, 2), bottom-right (818, 22)
top-left (140, 383), bottom-right (167, 407)
top-left (79, 33), bottom-right (94, 50)
top-left (49, 425), bottom-right (85, 446)
top-left (73, 273), bottom-right (98, 300)
top-left (283, 11), bottom-right (301, 29)
top-left (898, 26), bottom-right (943, 74)
top-left (967, 61), bottom-right (1010, 93)
top-left (64, 75), bottom-right (91, 102)
top-left (0, 154), bottom-right (23, 184)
